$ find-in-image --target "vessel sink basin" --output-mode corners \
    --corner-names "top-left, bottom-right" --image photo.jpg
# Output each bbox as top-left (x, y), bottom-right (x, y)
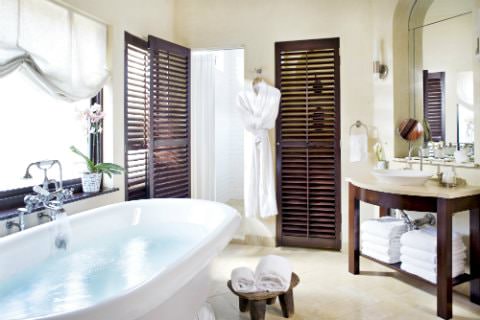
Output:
top-left (372, 169), bottom-right (432, 186)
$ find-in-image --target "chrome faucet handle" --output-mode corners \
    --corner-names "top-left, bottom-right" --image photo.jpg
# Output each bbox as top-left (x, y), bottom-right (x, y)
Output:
top-left (24, 194), bottom-right (40, 212)
top-left (53, 187), bottom-right (74, 204)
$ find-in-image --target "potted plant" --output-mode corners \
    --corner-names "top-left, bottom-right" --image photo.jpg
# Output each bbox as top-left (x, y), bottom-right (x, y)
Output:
top-left (70, 146), bottom-right (124, 193)
top-left (373, 142), bottom-right (388, 169)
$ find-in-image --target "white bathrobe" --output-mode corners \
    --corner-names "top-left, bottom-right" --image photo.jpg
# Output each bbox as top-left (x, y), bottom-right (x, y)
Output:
top-left (237, 80), bottom-right (280, 218)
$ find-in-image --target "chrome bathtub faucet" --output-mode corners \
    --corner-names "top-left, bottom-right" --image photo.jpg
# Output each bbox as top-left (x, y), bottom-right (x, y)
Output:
top-left (6, 208), bottom-right (28, 231)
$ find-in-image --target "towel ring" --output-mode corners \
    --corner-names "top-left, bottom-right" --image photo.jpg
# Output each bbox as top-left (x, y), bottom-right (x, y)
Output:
top-left (349, 120), bottom-right (368, 135)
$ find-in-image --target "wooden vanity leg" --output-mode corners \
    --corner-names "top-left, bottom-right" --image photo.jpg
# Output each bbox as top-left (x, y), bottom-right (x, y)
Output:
top-left (349, 183), bottom-right (360, 274)
top-left (470, 208), bottom-right (480, 304)
top-left (239, 297), bottom-right (249, 312)
top-left (437, 199), bottom-right (453, 319)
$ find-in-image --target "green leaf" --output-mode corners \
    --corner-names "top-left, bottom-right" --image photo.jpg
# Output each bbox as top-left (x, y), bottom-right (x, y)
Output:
top-left (70, 145), bottom-right (95, 172)
top-left (93, 162), bottom-right (124, 176)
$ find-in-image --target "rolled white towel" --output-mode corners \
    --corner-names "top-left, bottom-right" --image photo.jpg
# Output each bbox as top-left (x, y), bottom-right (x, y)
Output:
top-left (401, 262), bottom-right (465, 284)
top-left (400, 245), bottom-right (466, 264)
top-left (361, 217), bottom-right (408, 239)
top-left (255, 255), bottom-right (292, 292)
top-left (361, 241), bottom-right (400, 256)
top-left (231, 267), bottom-right (257, 293)
top-left (400, 227), bottom-right (465, 253)
top-left (362, 247), bottom-right (400, 264)
top-left (400, 255), bottom-right (465, 275)
top-left (361, 232), bottom-right (401, 247)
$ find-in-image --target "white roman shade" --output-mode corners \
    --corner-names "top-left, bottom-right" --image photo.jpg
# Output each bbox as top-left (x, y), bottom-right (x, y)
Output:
top-left (0, 0), bottom-right (109, 101)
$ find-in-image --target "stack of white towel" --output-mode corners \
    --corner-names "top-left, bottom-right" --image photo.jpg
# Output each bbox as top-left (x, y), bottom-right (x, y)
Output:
top-left (231, 255), bottom-right (292, 293)
top-left (400, 227), bottom-right (466, 283)
top-left (361, 217), bottom-right (408, 264)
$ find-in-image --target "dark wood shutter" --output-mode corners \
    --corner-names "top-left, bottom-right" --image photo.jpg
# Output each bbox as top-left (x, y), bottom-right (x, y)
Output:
top-left (124, 33), bottom-right (150, 200)
top-left (275, 38), bottom-right (341, 250)
top-left (148, 36), bottom-right (191, 198)
top-left (423, 70), bottom-right (445, 142)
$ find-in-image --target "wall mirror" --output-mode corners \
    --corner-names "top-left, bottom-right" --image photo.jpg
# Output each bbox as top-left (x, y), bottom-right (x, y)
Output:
top-left (408, 0), bottom-right (477, 164)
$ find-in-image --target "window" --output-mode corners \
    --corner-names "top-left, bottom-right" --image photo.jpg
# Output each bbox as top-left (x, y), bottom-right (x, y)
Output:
top-left (0, 70), bottom-right (91, 192)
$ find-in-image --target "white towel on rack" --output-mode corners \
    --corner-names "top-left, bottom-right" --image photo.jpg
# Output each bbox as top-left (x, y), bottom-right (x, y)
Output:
top-left (349, 132), bottom-right (368, 162)
top-left (401, 262), bottom-right (437, 283)
top-left (400, 227), bottom-right (465, 253)
top-left (400, 255), bottom-right (465, 275)
top-left (361, 217), bottom-right (408, 239)
top-left (361, 247), bottom-right (400, 264)
top-left (362, 232), bottom-right (401, 247)
top-left (401, 262), bottom-right (465, 284)
top-left (400, 246), bottom-right (466, 264)
top-left (361, 241), bottom-right (400, 255)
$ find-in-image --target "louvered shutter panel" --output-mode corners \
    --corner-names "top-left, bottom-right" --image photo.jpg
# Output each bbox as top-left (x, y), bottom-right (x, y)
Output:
top-left (423, 70), bottom-right (445, 142)
top-left (148, 36), bottom-right (191, 198)
top-left (124, 33), bottom-right (150, 200)
top-left (275, 38), bottom-right (341, 250)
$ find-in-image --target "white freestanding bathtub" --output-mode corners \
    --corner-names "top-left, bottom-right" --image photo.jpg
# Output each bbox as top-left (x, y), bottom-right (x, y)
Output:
top-left (0, 199), bottom-right (240, 320)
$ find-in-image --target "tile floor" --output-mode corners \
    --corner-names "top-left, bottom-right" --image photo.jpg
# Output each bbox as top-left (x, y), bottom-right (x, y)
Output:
top-left (207, 244), bottom-right (480, 320)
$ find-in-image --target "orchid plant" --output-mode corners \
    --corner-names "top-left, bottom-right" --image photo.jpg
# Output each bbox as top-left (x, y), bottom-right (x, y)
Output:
top-left (77, 103), bottom-right (105, 164)
top-left (70, 146), bottom-right (124, 177)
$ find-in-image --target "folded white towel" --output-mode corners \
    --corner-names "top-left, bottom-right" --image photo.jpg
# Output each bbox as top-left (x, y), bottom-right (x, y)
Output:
top-left (361, 217), bottom-right (408, 239)
top-left (401, 262), bottom-right (437, 283)
top-left (400, 255), bottom-right (465, 275)
top-left (255, 255), bottom-right (292, 292)
top-left (231, 267), bottom-right (257, 293)
top-left (400, 227), bottom-right (465, 253)
top-left (400, 246), bottom-right (466, 264)
top-left (349, 132), bottom-right (368, 162)
top-left (361, 241), bottom-right (400, 256)
top-left (362, 232), bottom-right (401, 247)
top-left (362, 247), bottom-right (400, 264)
top-left (401, 262), bottom-right (465, 284)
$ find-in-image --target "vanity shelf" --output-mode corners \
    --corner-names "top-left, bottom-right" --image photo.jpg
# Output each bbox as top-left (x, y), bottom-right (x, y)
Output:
top-left (360, 253), bottom-right (475, 287)
top-left (347, 175), bottom-right (480, 320)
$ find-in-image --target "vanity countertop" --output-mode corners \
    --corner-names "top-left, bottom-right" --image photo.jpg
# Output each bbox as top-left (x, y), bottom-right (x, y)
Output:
top-left (346, 175), bottom-right (480, 199)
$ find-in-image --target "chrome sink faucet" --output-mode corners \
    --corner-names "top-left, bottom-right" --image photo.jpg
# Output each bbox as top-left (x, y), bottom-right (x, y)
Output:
top-left (407, 145), bottom-right (424, 171)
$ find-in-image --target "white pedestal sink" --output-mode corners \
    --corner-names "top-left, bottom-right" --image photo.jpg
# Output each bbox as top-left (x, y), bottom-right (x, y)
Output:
top-left (372, 169), bottom-right (432, 186)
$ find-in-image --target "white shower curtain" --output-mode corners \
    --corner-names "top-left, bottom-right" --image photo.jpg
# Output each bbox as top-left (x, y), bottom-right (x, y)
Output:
top-left (191, 52), bottom-right (216, 200)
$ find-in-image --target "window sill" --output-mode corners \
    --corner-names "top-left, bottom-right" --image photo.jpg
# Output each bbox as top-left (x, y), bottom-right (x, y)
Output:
top-left (0, 187), bottom-right (119, 221)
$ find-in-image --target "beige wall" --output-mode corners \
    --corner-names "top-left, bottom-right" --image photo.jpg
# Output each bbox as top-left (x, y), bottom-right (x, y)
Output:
top-left (174, 0), bottom-right (379, 246)
top-left (59, 0), bottom-right (176, 214)
top-left (55, 0), bottom-right (480, 247)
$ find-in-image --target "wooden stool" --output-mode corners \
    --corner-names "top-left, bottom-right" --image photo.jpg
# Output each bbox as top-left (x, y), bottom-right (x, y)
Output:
top-left (227, 273), bottom-right (300, 320)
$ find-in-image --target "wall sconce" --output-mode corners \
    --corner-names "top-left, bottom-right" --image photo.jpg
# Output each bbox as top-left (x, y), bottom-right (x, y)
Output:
top-left (373, 61), bottom-right (389, 80)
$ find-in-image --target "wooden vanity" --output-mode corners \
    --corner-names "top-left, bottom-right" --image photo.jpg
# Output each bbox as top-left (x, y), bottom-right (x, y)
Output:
top-left (347, 176), bottom-right (480, 319)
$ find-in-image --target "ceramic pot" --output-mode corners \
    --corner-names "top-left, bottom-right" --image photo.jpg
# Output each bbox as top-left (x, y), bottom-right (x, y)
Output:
top-left (375, 160), bottom-right (389, 170)
top-left (81, 172), bottom-right (102, 193)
